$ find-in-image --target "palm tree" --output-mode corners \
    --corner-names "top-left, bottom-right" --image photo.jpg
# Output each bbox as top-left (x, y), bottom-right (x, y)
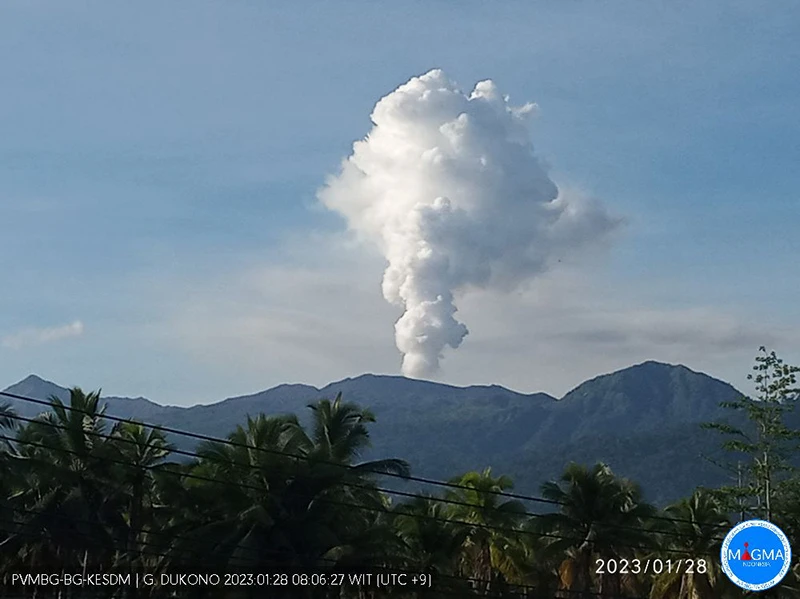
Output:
top-left (0, 402), bottom-right (17, 562)
top-left (300, 393), bottom-right (410, 571)
top-left (0, 401), bottom-right (16, 482)
top-left (107, 421), bottom-right (173, 573)
top-left (305, 393), bottom-right (410, 477)
top-left (446, 468), bottom-right (527, 593)
top-left (394, 495), bottom-right (467, 576)
top-left (0, 402), bottom-right (15, 431)
top-left (168, 413), bottom-right (307, 570)
top-left (491, 518), bottom-right (561, 597)
top-left (650, 488), bottom-right (732, 599)
top-left (169, 395), bottom-right (409, 577)
top-left (6, 388), bottom-right (118, 574)
top-left (539, 462), bottom-right (656, 599)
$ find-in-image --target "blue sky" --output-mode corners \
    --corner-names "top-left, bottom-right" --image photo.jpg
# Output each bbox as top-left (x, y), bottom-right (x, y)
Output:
top-left (1, 0), bottom-right (798, 404)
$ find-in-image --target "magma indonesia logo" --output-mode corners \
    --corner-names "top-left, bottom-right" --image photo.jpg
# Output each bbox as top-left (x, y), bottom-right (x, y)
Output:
top-left (721, 520), bottom-right (792, 591)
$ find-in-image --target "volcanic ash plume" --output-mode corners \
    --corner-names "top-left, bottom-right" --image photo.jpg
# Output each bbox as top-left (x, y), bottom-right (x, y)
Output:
top-left (319, 69), bottom-right (619, 378)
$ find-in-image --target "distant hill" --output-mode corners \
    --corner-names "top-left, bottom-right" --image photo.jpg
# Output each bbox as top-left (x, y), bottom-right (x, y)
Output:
top-left (1, 362), bottom-right (750, 504)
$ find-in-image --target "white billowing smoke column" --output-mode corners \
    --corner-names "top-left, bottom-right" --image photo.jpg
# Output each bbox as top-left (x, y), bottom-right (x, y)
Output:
top-left (319, 70), bottom-right (619, 378)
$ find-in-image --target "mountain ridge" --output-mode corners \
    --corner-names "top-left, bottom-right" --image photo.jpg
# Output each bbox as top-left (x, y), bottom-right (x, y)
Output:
top-left (2, 359), bottom-right (735, 408)
top-left (1, 362), bottom-right (747, 504)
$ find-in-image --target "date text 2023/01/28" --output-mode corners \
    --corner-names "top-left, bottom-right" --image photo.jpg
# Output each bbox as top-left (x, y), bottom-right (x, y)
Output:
top-left (595, 558), bottom-right (708, 576)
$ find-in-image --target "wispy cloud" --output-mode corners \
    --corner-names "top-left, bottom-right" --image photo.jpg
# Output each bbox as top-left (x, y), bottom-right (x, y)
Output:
top-left (137, 233), bottom-right (797, 400)
top-left (1, 321), bottom-right (85, 350)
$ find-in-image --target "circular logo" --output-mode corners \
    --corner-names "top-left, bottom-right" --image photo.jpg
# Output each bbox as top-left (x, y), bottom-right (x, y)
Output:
top-left (721, 520), bottom-right (792, 591)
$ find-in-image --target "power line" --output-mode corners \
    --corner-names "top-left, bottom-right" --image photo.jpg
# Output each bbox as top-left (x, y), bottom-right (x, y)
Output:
top-left (0, 389), bottom-right (564, 506)
top-left (0, 410), bottom-right (721, 546)
top-left (0, 388), bottom-right (733, 532)
top-left (0, 398), bottom-right (708, 599)
top-left (0, 431), bottom-right (720, 558)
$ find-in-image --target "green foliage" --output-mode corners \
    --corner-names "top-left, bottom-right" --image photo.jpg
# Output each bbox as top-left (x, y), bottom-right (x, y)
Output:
top-left (0, 401), bottom-right (15, 430)
top-left (4, 358), bottom-right (800, 598)
top-left (649, 489), bottom-right (740, 599)
top-left (538, 462), bottom-right (656, 597)
top-left (4, 363), bottom-right (749, 506)
top-left (703, 347), bottom-right (800, 520)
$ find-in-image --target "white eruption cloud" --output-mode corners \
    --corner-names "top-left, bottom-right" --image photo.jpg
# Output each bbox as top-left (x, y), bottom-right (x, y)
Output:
top-left (319, 70), bottom-right (620, 378)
